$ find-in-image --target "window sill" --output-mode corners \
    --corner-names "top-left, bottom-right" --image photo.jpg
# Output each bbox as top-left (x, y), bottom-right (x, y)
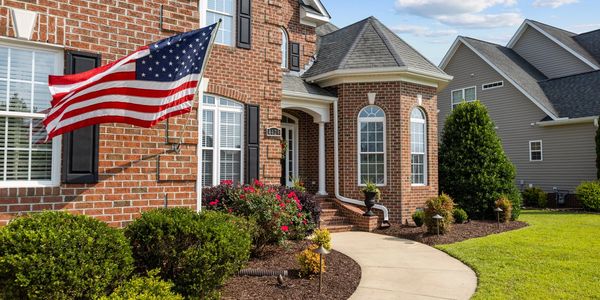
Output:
top-left (0, 180), bottom-right (59, 188)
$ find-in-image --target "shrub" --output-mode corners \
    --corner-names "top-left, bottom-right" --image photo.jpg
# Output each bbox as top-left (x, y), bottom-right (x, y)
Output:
top-left (279, 185), bottom-right (320, 227)
top-left (495, 196), bottom-right (513, 223)
top-left (125, 208), bottom-right (252, 299)
top-left (523, 187), bottom-right (547, 208)
top-left (576, 181), bottom-right (600, 212)
top-left (0, 211), bottom-right (133, 300)
top-left (412, 209), bottom-right (425, 227)
top-left (424, 194), bottom-right (455, 234)
top-left (453, 208), bottom-right (468, 224)
top-left (297, 244), bottom-right (325, 278)
top-left (439, 101), bottom-right (521, 220)
top-left (101, 270), bottom-right (183, 300)
top-left (310, 228), bottom-right (332, 250)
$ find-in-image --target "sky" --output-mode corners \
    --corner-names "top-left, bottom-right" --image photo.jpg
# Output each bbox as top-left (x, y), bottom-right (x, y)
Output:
top-left (320, 0), bottom-right (600, 65)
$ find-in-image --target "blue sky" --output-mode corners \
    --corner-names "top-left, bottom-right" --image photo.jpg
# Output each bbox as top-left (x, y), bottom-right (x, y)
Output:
top-left (321, 0), bottom-right (600, 64)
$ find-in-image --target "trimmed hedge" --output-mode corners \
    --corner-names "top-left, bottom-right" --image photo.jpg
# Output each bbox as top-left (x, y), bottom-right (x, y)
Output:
top-left (453, 208), bottom-right (468, 224)
top-left (125, 208), bottom-right (252, 299)
top-left (576, 181), bottom-right (600, 212)
top-left (412, 210), bottom-right (425, 227)
top-left (101, 270), bottom-right (183, 300)
top-left (523, 187), bottom-right (547, 208)
top-left (0, 211), bottom-right (133, 300)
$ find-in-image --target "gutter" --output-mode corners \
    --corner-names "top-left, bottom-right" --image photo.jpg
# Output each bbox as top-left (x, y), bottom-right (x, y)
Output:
top-left (534, 116), bottom-right (599, 127)
top-left (333, 101), bottom-right (391, 226)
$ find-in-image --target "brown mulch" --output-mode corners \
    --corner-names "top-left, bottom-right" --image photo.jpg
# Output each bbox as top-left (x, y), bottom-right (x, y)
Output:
top-left (374, 220), bottom-right (529, 246)
top-left (221, 240), bottom-right (361, 300)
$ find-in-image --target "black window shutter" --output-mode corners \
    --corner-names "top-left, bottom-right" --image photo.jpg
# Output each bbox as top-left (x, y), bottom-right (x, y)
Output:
top-left (246, 104), bottom-right (260, 183)
top-left (289, 42), bottom-right (300, 71)
top-left (236, 0), bottom-right (252, 49)
top-left (62, 51), bottom-right (101, 184)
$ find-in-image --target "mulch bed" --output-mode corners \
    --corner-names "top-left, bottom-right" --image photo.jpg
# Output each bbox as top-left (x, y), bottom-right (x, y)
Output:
top-left (221, 240), bottom-right (361, 300)
top-left (374, 220), bottom-right (529, 246)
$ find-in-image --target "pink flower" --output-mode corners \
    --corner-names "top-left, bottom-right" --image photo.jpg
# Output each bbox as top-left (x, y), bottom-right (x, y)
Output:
top-left (287, 192), bottom-right (296, 199)
top-left (276, 194), bottom-right (281, 201)
top-left (228, 208), bottom-right (233, 213)
top-left (281, 225), bottom-right (289, 232)
top-left (279, 202), bottom-right (285, 208)
top-left (253, 179), bottom-right (264, 187)
top-left (209, 200), bottom-right (219, 206)
top-left (302, 219), bottom-right (308, 225)
top-left (221, 180), bottom-right (233, 185)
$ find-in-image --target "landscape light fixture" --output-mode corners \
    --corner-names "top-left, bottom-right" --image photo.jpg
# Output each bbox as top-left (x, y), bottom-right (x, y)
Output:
top-left (433, 214), bottom-right (443, 236)
top-left (313, 245), bottom-right (330, 294)
top-left (494, 207), bottom-right (503, 230)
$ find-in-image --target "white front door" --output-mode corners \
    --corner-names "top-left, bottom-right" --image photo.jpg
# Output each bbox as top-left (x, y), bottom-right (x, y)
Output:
top-left (281, 114), bottom-right (298, 186)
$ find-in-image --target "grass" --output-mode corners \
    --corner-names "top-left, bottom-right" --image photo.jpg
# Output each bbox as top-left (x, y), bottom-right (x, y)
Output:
top-left (437, 210), bottom-right (600, 300)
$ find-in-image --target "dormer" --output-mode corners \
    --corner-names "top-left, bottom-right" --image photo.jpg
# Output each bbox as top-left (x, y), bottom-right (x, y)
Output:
top-left (299, 0), bottom-right (331, 27)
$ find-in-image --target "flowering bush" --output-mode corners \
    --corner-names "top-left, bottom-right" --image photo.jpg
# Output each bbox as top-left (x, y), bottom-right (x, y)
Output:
top-left (203, 180), bottom-right (315, 250)
top-left (297, 244), bottom-right (325, 278)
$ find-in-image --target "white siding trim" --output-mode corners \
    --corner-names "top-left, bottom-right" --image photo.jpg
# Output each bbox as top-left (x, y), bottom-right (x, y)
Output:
top-left (529, 140), bottom-right (543, 162)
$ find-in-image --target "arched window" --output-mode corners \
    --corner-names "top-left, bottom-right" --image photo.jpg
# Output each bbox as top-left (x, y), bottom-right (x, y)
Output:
top-left (358, 105), bottom-right (386, 185)
top-left (281, 28), bottom-right (289, 69)
top-left (201, 94), bottom-right (245, 186)
top-left (410, 108), bottom-right (427, 185)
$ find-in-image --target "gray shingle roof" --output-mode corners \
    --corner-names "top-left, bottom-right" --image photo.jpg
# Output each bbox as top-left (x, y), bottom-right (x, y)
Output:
top-left (575, 29), bottom-right (600, 64)
top-left (538, 70), bottom-right (600, 118)
top-left (461, 37), bottom-right (558, 117)
top-left (282, 74), bottom-right (336, 98)
top-left (529, 20), bottom-right (600, 67)
top-left (316, 23), bottom-right (339, 37)
top-left (303, 16), bottom-right (446, 79)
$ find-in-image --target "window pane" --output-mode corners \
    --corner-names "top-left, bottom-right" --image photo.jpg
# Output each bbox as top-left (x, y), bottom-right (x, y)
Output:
top-left (31, 118), bottom-right (50, 149)
top-left (30, 150), bottom-right (52, 180)
top-left (34, 52), bottom-right (55, 83)
top-left (0, 80), bottom-right (6, 110)
top-left (452, 90), bottom-right (462, 104)
top-left (530, 142), bottom-right (541, 151)
top-left (203, 95), bottom-right (215, 105)
top-left (33, 83), bottom-right (51, 113)
top-left (411, 108), bottom-right (424, 119)
top-left (6, 117), bottom-right (30, 149)
top-left (220, 111), bottom-right (241, 149)
top-left (0, 47), bottom-right (7, 79)
top-left (220, 150), bottom-right (241, 183)
top-left (531, 152), bottom-right (542, 161)
top-left (10, 49), bottom-right (33, 81)
top-left (202, 150), bottom-right (213, 186)
top-left (8, 81), bottom-right (31, 112)
top-left (6, 150), bottom-right (29, 180)
top-left (359, 106), bottom-right (384, 118)
top-left (465, 87), bottom-right (476, 101)
top-left (202, 110), bottom-right (214, 147)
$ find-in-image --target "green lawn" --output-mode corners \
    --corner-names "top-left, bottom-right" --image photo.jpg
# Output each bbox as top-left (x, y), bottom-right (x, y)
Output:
top-left (437, 211), bottom-right (600, 300)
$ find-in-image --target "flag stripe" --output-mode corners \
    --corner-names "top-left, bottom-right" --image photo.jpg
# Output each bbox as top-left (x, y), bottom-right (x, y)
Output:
top-left (51, 68), bottom-right (137, 106)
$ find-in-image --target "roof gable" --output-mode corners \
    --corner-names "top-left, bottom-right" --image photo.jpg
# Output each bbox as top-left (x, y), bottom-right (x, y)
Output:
top-left (539, 70), bottom-right (600, 119)
top-left (574, 29), bottom-right (600, 63)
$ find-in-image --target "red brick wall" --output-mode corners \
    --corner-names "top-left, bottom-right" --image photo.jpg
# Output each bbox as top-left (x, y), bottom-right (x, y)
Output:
top-left (328, 81), bottom-right (439, 224)
top-left (0, 0), bottom-right (317, 226)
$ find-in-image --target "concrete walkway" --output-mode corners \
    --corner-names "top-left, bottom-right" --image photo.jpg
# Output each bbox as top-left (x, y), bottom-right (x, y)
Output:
top-left (332, 232), bottom-right (477, 300)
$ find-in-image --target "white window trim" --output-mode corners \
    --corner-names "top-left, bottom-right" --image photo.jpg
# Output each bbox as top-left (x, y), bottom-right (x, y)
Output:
top-left (199, 0), bottom-right (236, 47)
top-left (281, 27), bottom-right (289, 69)
top-left (281, 112), bottom-right (298, 186)
top-left (357, 106), bottom-right (387, 187)
top-left (410, 108), bottom-right (427, 186)
top-left (482, 81), bottom-right (504, 91)
top-left (529, 140), bottom-right (543, 162)
top-left (0, 40), bottom-right (63, 188)
top-left (451, 86), bottom-right (477, 110)
top-left (200, 94), bottom-right (245, 186)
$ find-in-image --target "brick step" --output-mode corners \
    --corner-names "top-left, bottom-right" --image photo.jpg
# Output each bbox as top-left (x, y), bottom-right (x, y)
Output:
top-left (319, 208), bottom-right (342, 218)
top-left (318, 201), bottom-right (337, 209)
top-left (323, 224), bottom-right (355, 233)
top-left (319, 215), bottom-right (351, 226)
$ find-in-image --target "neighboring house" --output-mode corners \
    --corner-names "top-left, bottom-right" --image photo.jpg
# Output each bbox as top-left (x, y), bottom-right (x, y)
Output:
top-left (0, 0), bottom-right (451, 227)
top-left (439, 19), bottom-right (600, 199)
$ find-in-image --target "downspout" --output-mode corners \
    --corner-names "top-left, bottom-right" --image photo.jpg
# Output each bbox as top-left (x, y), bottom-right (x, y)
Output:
top-left (333, 100), bottom-right (391, 226)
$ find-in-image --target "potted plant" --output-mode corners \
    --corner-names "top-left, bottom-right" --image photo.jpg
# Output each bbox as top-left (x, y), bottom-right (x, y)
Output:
top-left (360, 180), bottom-right (381, 216)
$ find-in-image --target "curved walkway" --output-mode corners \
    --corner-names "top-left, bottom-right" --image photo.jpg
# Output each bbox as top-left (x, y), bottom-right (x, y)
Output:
top-left (332, 232), bottom-right (477, 300)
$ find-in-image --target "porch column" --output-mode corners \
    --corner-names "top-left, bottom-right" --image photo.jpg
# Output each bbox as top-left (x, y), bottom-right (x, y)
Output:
top-left (317, 122), bottom-right (327, 196)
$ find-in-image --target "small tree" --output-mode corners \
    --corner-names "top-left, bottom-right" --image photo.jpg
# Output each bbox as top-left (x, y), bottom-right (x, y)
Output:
top-left (439, 101), bottom-right (521, 220)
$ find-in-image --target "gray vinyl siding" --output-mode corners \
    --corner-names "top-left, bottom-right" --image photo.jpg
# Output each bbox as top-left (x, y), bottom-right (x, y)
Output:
top-left (512, 27), bottom-right (593, 79)
top-left (439, 44), bottom-right (597, 192)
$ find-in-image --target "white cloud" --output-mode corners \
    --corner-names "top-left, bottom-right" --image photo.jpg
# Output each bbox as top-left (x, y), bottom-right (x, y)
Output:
top-left (532, 0), bottom-right (578, 8)
top-left (392, 25), bottom-right (458, 37)
top-left (394, 0), bottom-right (523, 29)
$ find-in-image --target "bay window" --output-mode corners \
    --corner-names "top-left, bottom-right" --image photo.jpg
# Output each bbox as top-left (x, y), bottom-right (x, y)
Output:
top-left (0, 43), bottom-right (62, 187)
top-left (358, 105), bottom-right (386, 185)
top-left (201, 94), bottom-right (244, 186)
top-left (411, 108), bottom-right (427, 185)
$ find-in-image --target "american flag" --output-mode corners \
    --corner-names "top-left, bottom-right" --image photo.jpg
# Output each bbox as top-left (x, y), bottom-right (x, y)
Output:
top-left (43, 22), bottom-right (219, 139)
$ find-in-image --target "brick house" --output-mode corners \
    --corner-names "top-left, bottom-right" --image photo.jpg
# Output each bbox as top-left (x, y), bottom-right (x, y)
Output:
top-left (0, 0), bottom-right (451, 229)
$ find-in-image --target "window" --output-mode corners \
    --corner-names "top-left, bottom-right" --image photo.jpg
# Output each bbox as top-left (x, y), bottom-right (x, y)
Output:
top-left (451, 86), bottom-right (476, 110)
top-left (529, 140), bottom-right (543, 162)
top-left (201, 0), bottom-right (235, 46)
top-left (482, 81), bottom-right (503, 90)
top-left (411, 108), bottom-right (427, 185)
top-left (201, 94), bottom-right (244, 186)
top-left (0, 43), bottom-right (62, 187)
top-left (358, 106), bottom-right (385, 185)
top-left (281, 28), bottom-right (289, 69)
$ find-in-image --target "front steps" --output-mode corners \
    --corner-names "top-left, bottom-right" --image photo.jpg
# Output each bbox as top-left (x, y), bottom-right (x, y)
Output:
top-left (317, 197), bottom-right (379, 232)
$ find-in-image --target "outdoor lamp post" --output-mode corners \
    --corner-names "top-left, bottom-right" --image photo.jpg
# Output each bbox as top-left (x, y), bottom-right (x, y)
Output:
top-left (494, 207), bottom-right (503, 230)
top-left (313, 245), bottom-right (330, 294)
top-left (433, 214), bottom-right (443, 236)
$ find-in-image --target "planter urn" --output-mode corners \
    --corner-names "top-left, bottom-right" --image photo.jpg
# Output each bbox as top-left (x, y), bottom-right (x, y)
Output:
top-left (363, 191), bottom-right (377, 216)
